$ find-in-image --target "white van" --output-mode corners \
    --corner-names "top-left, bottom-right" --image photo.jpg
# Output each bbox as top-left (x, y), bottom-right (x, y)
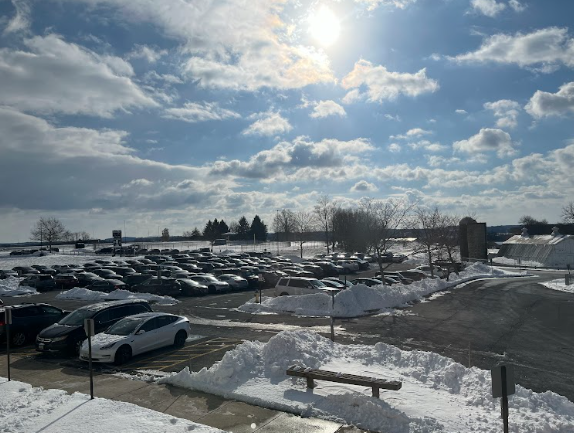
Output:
top-left (274, 277), bottom-right (328, 296)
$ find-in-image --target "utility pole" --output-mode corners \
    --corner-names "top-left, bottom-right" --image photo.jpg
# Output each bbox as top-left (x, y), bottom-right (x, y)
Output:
top-left (276, 209), bottom-right (280, 255)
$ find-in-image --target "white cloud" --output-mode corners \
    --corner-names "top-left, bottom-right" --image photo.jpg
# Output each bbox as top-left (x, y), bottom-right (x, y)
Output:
top-left (525, 82), bottom-right (574, 118)
top-left (342, 89), bottom-right (363, 105)
top-left (0, 34), bottom-right (157, 117)
top-left (470, 0), bottom-right (506, 17)
top-left (341, 60), bottom-right (439, 103)
top-left (351, 180), bottom-right (378, 193)
top-left (354, 0), bottom-right (417, 11)
top-left (388, 143), bottom-right (401, 153)
top-left (456, 109), bottom-right (468, 115)
top-left (508, 0), bottom-right (526, 12)
top-left (407, 140), bottom-right (446, 152)
top-left (3, 0), bottom-right (30, 34)
top-left (453, 128), bottom-right (517, 158)
top-left (64, 0), bottom-right (336, 91)
top-left (163, 102), bottom-right (240, 123)
top-left (310, 100), bottom-right (347, 119)
top-left (391, 128), bottom-right (433, 139)
top-left (242, 112), bottom-right (292, 137)
top-left (210, 136), bottom-right (373, 179)
top-left (453, 27), bottom-right (574, 70)
top-left (127, 45), bottom-right (167, 63)
top-left (484, 99), bottom-right (521, 128)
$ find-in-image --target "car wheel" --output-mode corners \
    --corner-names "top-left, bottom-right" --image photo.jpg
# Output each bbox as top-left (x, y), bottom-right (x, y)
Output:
top-left (173, 330), bottom-right (187, 347)
top-left (11, 331), bottom-right (26, 347)
top-left (280, 292), bottom-right (289, 296)
top-left (114, 345), bottom-right (132, 365)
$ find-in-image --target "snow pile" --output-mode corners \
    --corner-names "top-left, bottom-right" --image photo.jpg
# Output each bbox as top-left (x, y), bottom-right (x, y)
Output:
top-left (0, 378), bottom-right (222, 433)
top-left (56, 287), bottom-right (179, 305)
top-left (239, 263), bottom-right (526, 317)
top-left (0, 277), bottom-right (38, 297)
top-left (540, 278), bottom-right (574, 294)
top-left (159, 330), bottom-right (574, 433)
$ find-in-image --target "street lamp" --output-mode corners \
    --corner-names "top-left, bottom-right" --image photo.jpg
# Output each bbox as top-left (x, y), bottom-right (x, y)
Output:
top-left (276, 209), bottom-right (280, 255)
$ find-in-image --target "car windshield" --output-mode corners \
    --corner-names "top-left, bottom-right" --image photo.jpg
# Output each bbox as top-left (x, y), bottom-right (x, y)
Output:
top-left (309, 280), bottom-right (326, 289)
top-left (58, 308), bottom-right (96, 326)
top-left (106, 317), bottom-right (145, 335)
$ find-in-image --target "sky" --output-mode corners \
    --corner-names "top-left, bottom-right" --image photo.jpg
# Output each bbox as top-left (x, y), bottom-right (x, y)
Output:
top-left (0, 0), bottom-right (573, 242)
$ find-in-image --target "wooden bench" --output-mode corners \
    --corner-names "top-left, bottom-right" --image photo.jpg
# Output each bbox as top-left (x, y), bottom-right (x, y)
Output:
top-left (286, 365), bottom-right (402, 398)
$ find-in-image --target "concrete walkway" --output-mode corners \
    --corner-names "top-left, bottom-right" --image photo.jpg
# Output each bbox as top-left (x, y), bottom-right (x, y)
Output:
top-left (0, 354), bottom-right (367, 433)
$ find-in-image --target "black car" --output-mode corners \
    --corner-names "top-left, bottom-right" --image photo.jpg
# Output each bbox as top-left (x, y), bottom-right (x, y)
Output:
top-left (0, 269), bottom-right (19, 279)
top-left (124, 273), bottom-right (153, 288)
top-left (131, 277), bottom-right (181, 296)
top-left (176, 278), bottom-right (208, 296)
top-left (0, 303), bottom-right (68, 346)
top-left (75, 272), bottom-right (104, 287)
top-left (19, 274), bottom-right (58, 292)
top-left (12, 266), bottom-right (40, 276)
top-left (85, 279), bottom-right (126, 293)
top-left (36, 299), bottom-right (152, 354)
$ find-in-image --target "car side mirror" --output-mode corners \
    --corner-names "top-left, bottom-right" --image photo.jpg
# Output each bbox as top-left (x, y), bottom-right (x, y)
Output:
top-left (136, 330), bottom-right (146, 335)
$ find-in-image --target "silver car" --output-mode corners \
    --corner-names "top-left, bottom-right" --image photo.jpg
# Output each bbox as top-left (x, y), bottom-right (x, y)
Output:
top-left (79, 312), bottom-right (190, 365)
top-left (216, 274), bottom-right (249, 290)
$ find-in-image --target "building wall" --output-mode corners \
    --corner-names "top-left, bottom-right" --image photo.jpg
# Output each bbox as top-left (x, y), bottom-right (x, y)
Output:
top-left (467, 223), bottom-right (487, 261)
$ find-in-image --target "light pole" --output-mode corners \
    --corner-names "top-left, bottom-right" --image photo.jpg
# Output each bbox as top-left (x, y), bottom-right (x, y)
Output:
top-left (276, 209), bottom-right (280, 255)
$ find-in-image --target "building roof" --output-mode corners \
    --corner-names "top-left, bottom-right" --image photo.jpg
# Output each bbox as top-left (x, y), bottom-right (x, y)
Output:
top-left (502, 234), bottom-right (573, 246)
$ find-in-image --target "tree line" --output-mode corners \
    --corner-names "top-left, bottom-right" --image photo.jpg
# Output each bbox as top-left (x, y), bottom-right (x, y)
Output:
top-left (183, 215), bottom-right (268, 244)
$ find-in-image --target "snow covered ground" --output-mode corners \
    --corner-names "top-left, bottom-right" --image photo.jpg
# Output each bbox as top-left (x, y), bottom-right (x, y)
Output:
top-left (56, 287), bottom-right (179, 305)
top-left (0, 277), bottom-right (37, 297)
top-left (159, 330), bottom-right (574, 433)
top-left (0, 378), bottom-right (222, 433)
top-left (238, 263), bottom-right (528, 318)
top-left (540, 278), bottom-right (574, 294)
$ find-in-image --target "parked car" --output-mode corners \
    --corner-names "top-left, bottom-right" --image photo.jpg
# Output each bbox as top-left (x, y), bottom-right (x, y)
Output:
top-left (19, 274), bottom-right (58, 292)
top-left (375, 271), bottom-right (413, 285)
top-left (274, 277), bottom-right (330, 296)
top-left (350, 277), bottom-right (387, 287)
top-left (335, 260), bottom-right (359, 273)
top-left (323, 277), bottom-right (353, 289)
top-left (86, 279), bottom-right (126, 293)
top-left (92, 269), bottom-right (123, 280)
top-left (0, 303), bottom-right (68, 346)
top-left (79, 312), bottom-right (190, 365)
top-left (74, 272), bottom-right (103, 287)
top-left (216, 274), bottom-right (249, 290)
top-left (95, 247), bottom-right (114, 254)
top-left (54, 274), bottom-right (80, 290)
top-left (188, 275), bottom-right (230, 294)
top-left (414, 265), bottom-right (445, 278)
top-left (124, 273), bottom-right (153, 288)
top-left (36, 299), bottom-right (152, 354)
top-left (131, 277), bottom-right (182, 296)
top-left (398, 270), bottom-right (428, 281)
top-left (391, 253), bottom-right (408, 263)
top-left (0, 269), bottom-right (18, 279)
top-left (12, 266), bottom-right (40, 276)
top-left (176, 279), bottom-right (208, 296)
top-left (321, 279), bottom-right (347, 290)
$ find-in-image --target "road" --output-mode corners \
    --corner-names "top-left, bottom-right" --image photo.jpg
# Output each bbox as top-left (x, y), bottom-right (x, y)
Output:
top-left (3, 268), bottom-right (574, 401)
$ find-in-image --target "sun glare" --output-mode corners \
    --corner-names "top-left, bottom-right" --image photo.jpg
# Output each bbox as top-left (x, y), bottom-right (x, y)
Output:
top-left (308, 5), bottom-right (340, 47)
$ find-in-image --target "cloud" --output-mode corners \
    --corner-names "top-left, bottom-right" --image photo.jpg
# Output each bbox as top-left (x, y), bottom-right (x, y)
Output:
top-left (470, 0), bottom-right (506, 17)
top-left (3, 0), bottom-right (30, 34)
top-left (525, 82), bottom-right (574, 118)
top-left (310, 100), bottom-right (347, 119)
top-left (388, 143), bottom-right (401, 153)
top-left (0, 34), bottom-right (157, 117)
top-left (210, 136), bottom-right (374, 179)
top-left (63, 0), bottom-right (336, 91)
top-left (453, 128), bottom-right (517, 158)
top-left (407, 140), bottom-right (446, 152)
top-left (351, 180), bottom-right (378, 193)
top-left (508, 0), bottom-right (526, 12)
top-left (354, 0), bottom-right (417, 11)
top-left (391, 128), bottom-right (433, 139)
top-left (341, 60), bottom-right (439, 103)
top-left (452, 27), bottom-right (574, 70)
top-left (484, 99), bottom-right (521, 128)
top-left (127, 45), bottom-right (168, 63)
top-left (456, 109), bottom-right (468, 114)
top-left (242, 112), bottom-right (292, 137)
top-left (163, 102), bottom-right (240, 123)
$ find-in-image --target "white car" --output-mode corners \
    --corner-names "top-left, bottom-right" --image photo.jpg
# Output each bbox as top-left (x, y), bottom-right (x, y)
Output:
top-left (216, 274), bottom-right (249, 290)
top-left (274, 277), bottom-right (329, 296)
top-left (189, 275), bottom-right (230, 294)
top-left (79, 312), bottom-right (190, 365)
top-left (335, 260), bottom-right (359, 273)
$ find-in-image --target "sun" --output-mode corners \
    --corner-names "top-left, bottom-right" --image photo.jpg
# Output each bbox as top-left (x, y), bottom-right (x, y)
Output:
top-left (308, 5), bottom-right (340, 47)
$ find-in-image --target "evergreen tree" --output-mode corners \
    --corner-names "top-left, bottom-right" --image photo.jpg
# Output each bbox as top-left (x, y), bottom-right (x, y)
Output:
top-left (218, 219), bottom-right (229, 236)
top-left (250, 215), bottom-right (268, 241)
top-left (191, 227), bottom-right (201, 238)
top-left (237, 216), bottom-right (251, 240)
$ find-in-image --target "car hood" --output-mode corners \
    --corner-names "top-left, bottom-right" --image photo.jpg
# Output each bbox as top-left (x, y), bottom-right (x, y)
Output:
top-left (82, 333), bottom-right (128, 350)
top-left (38, 323), bottom-right (78, 338)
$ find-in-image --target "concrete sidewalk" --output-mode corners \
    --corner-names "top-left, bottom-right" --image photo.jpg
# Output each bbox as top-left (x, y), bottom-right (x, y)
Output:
top-left (0, 354), bottom-right (367, 433)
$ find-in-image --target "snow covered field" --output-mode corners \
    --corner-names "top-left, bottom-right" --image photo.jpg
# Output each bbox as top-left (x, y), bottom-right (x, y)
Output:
top-left (238, 263), bottom-right (528, 318)
top-left (159, 330), bottom-right (574, 433)
top-left (0, 378), bottom-right (222, 433)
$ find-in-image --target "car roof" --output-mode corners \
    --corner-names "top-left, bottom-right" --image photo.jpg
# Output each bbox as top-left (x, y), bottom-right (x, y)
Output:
top-left (119, 312), bottom-right (174, 320)
top-left (76, 299), bottom-right (149, 312)
top-left (0, 302), bottom-right (54, 311)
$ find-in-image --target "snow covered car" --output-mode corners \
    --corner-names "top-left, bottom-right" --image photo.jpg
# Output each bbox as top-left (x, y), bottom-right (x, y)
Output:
top-left (79, 312), bottom-right (190, 365)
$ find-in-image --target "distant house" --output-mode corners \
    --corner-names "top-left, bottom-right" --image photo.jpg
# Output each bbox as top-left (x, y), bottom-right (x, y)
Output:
top-left (497, 227), bottom-right (574, 268)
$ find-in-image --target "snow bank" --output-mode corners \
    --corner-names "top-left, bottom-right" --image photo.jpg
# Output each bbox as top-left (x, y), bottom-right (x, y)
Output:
top-left (239, 263), bottom-right (527, 318)
top-left (0, 277), bottom-right (38, 297)
top-left (0, 378), bottom-right (222, 433)
top-left (56, 287), bottom-right (179, 305)
top-left (159, 330), bottom-right (574, 433)
top-left (540, 278), bottom-right (574, 294)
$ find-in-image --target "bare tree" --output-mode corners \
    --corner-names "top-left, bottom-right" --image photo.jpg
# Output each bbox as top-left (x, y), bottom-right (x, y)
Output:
top-left (30, 217), bottom-right (68, 252)
top-left (361, 198), bottom-right (412, 282)
top-left (273, 209), bottom-right (296, 242)
top-left (292, 211), bottom-right (316, 258)
top-left (562, 202), bottom-right (574, 223)
top-left (412, 206), bottom-right (442, 277)
top-left (434, 211), bottom-right (460, 279)
top-left (313, 195), bottom-right (337, 253)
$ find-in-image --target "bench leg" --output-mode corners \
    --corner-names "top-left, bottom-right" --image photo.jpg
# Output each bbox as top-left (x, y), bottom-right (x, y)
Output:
top-left (372, 386), bottom-right (379, 398)
top-left (306, 377), bottom-right (315, 389)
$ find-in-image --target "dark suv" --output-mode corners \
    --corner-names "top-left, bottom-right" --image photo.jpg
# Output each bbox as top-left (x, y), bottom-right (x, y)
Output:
top-left (19, 274), bottom-right (58, 292)
top-left (36, 299), bottom-right (152, 354)
top-left (0, 303), bottom-right (68, 346)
